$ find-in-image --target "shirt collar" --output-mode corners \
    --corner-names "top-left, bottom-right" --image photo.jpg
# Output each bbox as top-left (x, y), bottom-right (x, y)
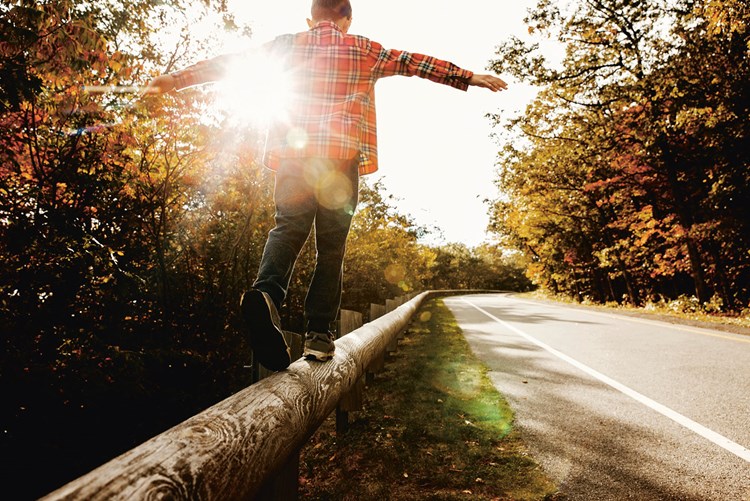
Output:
top-left (311, 20), bottom-right (344, 33)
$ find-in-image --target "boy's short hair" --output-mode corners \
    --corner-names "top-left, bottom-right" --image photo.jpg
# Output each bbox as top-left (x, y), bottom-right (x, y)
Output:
top-left (312, 0), bottom-right (353, 20)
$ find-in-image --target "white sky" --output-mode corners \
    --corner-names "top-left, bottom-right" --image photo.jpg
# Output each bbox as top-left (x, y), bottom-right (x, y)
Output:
top-left (219, 0), bottom-right (542, 247)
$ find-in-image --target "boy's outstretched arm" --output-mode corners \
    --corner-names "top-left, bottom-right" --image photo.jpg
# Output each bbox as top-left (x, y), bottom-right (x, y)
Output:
top-left (371, 45), bottom-right (507, 94)
top-left (467, 73), bottom-right (508, 92)
top-left (143, 74), bottom-right (176, 94)
top-left (142, 53), bottom-right (240, 95)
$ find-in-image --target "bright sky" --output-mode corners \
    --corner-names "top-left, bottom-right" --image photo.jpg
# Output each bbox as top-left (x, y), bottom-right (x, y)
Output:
top-left (219, 0), bottom-right (541, 248)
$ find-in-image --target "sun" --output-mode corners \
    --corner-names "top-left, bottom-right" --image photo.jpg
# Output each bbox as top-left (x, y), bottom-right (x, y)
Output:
top-left (215, 51), bottom-right (294, 127)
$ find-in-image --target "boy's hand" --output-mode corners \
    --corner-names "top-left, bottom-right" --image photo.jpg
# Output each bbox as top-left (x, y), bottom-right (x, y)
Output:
top-left (142, 74), bottom-right (176, 95)
top-left (468, 74), bottom-right (508, 92)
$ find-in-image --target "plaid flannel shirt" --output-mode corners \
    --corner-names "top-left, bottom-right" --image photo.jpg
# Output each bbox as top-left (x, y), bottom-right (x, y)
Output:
top-left (171, 21), bottom-right (474, 175)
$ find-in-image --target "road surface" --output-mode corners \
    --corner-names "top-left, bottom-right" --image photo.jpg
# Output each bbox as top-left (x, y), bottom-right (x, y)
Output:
top-left (444, 293), bottom-right (750, 501)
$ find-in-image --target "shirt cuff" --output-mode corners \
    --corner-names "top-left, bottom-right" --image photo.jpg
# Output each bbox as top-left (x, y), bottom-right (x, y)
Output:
top-left (449, 69), bottom-right (474, 91)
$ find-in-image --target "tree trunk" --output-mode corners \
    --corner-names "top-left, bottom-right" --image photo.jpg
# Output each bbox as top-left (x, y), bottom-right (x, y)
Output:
top-left (658, 136), bottom-right (711, 303)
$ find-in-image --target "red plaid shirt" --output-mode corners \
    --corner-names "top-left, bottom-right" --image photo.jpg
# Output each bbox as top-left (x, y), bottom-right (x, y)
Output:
top-left (172, 21), bottom-right (473, 175)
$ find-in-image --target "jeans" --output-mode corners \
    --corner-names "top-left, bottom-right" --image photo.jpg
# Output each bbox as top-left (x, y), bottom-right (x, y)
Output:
top-left (253, 156), bottom-right (360, 333)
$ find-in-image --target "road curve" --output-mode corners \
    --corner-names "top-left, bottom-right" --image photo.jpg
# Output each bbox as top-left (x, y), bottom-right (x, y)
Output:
top-left (444, 293), bottom-right (750, 501)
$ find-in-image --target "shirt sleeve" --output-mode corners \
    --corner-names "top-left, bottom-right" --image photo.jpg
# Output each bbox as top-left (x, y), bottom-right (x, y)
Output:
top-left (170, 53), bottom-right (239, 91)
top-left (370, 42), bottom-right (474, 91)
top-left (170, 35), bottom-right (294, 91)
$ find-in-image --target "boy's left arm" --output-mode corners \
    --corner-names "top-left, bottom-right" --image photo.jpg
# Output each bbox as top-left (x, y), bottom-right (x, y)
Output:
top-left (372, 44), bottom-right (506, 92)
top-left (466, 73), bottom-right (508, 92)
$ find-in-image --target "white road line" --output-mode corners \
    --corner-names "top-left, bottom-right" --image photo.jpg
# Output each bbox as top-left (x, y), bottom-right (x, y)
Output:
top-left (459, 297), bottom-right (750, 464)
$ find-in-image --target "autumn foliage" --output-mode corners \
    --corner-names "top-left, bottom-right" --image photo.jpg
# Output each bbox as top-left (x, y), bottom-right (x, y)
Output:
top-left (489, 0), bottom-right (750, 312)
top-left (0, 1), bottom-right (526, 497)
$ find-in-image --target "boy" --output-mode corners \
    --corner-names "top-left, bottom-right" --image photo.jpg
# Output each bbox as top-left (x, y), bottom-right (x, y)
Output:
top-left (146, 0), bottom-right (507, 371)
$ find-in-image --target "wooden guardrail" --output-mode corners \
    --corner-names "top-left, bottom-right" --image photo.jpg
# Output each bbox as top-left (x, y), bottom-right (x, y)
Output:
top-left (41, 291), bottom-right (430, 500)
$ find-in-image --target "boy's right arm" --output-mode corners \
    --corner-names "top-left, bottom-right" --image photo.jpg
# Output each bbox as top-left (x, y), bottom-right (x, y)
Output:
top-left (143, 74), bottom-right (177, 94)
top-left (144, 53), bottom-right (239, 94)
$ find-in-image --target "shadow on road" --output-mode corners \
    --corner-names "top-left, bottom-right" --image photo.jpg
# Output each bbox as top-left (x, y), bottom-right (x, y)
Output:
top-left (446, 297), bottom-right (749, 501)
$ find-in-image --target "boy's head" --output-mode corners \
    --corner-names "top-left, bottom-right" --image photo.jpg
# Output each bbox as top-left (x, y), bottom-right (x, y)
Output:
top-left (308, 0), bottom-right (353, 32)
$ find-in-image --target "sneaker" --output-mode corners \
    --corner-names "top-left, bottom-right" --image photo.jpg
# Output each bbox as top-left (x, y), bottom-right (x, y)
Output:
top-left (240, 289), bottom-right (291, 371)
top-left (303, 330), bottom-right (336, 361)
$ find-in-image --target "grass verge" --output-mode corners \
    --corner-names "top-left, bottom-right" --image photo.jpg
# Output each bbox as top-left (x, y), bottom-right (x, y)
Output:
top-left (299, 298), bottom-right (560, 500)
top-left (517, 290), bottom-right (750, 335)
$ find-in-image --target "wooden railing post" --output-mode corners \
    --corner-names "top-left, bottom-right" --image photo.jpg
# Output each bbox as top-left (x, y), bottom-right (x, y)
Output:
top-left (336, 310), bottom-right (364, 434)
top-left (367, 303), bottom-right (387, 383)
top-left (385, 299), bottom-right (400, 353)
top-left (396, 296), bottom-right (408, 340)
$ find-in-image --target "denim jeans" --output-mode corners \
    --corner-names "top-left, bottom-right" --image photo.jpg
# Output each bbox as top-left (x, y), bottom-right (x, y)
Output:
top-left (253, 156), bottom-right (360, 332)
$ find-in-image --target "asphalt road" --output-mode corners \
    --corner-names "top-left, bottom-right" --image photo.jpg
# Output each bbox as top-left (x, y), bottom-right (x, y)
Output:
top-left (444, 293), bottom-right (750, 501)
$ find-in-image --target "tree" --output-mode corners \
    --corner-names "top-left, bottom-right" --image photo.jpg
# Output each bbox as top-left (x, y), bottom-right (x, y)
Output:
top-left (488, 0), bottom-right (750, 310)
top-left (0, 1), bottom-right (266, 497)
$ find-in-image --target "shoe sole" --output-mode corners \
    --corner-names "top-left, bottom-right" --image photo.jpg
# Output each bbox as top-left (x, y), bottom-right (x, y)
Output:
top-left (241, 290), bottom-right (291, 371)
top-left (303, 348), bottom-right (335, 362)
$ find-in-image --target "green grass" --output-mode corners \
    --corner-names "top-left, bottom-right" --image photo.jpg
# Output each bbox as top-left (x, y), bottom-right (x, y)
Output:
top-left (299, 299), bottom-right (560, 500)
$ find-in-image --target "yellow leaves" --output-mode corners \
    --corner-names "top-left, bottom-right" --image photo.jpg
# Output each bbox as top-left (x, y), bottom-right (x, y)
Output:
top-left (704, 0), bottom-right (748, 36)
top-left (20, 169), bottom-right (36, 182)
top-left (109, 59), bottom-right (123, 74)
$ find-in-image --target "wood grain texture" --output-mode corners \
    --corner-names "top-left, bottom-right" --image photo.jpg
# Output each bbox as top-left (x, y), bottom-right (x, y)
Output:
top-left (41, 292), bottom-right (432, 501)
top-left (368, 304), bottom-right (387, 374)
top-left (385, 300), bottom-right (401, 352)
top-left (338, 310), bottom-right (365, 414)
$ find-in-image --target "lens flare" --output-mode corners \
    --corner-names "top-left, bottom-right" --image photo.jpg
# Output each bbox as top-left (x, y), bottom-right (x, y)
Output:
top-left (216, 52), bottom-right (294, 127)
top-left (301, 160), bottom-right (355, 211)
top-left (384, 263), bottom-right (406, 284)
top-left (318, 171), bottom-right (354, 210)
top-left (286, 127), bottom-right (308, 149)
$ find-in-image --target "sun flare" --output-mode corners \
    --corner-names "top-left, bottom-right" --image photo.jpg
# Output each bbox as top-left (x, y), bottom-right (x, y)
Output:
top-left (215, 52), bottom-right (294, 127)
